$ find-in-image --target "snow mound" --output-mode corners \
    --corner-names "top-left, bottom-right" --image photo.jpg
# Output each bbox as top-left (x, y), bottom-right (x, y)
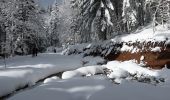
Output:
top-left (120, 43), bottom-right (134, 52)
top-left (108, 68), bottom-right (129, 79)
top-left (106, 60), bottom-right (159, 78)
top-left (151, 47), bottom-right (161, 52)
top-left (62, 66), bottom-right (104, 79)
top-left (43, 76), bottom-right (60, 84)
top-left (104, 60), bottom-right (164, 84)
top-left (120, 43), bottom-right (140, 53)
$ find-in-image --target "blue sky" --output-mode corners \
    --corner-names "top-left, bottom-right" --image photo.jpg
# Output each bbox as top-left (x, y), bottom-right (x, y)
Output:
top-left (38, 0), bottom-right (62, 8)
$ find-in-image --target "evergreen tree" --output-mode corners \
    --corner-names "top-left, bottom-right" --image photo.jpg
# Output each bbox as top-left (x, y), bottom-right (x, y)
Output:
top-left (48, 0), bottom-right (61, 47)
top-left (79, 0), bottom-right (115, 41)
top-left (0, 0), bottom-right (47, 55)
top-left (12, 0), bottom-right (46, 54)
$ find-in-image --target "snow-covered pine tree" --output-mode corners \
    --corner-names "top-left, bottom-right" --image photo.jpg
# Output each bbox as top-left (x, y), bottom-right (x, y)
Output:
top-left (0, 1), bottom-right (5, 54)
top-left (79, 0), bottom-right (115, 41)
top-left (0, 0), bottom-right (47, 55)
top-left (152, 0), bottom-right (170, 27)
top-left (0, 0), bottom-right (16, 56)
top-left (54, 0), bottom-right (77, 45)
top-left (70, 0), bottom-right (85, 43)
top-left (122, 0), bottom-right (137, 32)
top-left (48, 0), bottom-right (61, 47)
top-left (12, 0), bottom-right (47, 54)
top-left (143, 0), bottom-right (170, 32)
top-left (121, 0), bottom-right (164, 32)
top-left (122, 0), bottom-right (149, 32)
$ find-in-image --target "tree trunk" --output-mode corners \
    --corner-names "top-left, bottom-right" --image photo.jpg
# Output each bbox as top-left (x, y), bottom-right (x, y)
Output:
top-left (98, 27), bottom-right (107, 41)
top-left (98, 7), bottom-right (107, 41)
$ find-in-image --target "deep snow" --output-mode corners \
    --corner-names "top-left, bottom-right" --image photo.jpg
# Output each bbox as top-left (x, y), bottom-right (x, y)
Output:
top-left (0, 53), bottom-right (105, 98)
top-left (8, 75), bottom-right (170, 100)
top-left (111, 24), bottom-right (170, 43)
top-left (0, 53), bottom-right (83, 97)
top-left (2, 55), bottom-right (170, 100)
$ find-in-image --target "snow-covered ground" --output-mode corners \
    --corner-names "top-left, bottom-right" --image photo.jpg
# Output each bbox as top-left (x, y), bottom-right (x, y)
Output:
top-left (0, 53), bottom-right (84, 97)
top-left (8, 75), bottom-right (170, 100)
top-left (2, 55), bottom-right (170, 100)
top-left (111, 24), bottom-right (170, 43)
top-left (0, 53), bottom-right (106, 98)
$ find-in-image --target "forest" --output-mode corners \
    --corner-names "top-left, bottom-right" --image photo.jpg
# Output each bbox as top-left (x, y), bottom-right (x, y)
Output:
top-left (0, 0), bottom-right (170, 56)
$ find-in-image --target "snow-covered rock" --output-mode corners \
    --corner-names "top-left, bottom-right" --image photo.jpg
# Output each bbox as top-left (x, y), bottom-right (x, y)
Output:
top-left (43, 76), bottom-right (60, 84)
top-left (140, 55), bottom-right (145, 61)
top-left (106, 60), bottom-right (159, 78)
top-left (120, 43), bottom-right (134, 52)
top-left (62, 66), bottom-right (104, 79)
top-left (151, 47), bottom-right (161, 52)
top-left (108, 68), bottom-right (129, 79)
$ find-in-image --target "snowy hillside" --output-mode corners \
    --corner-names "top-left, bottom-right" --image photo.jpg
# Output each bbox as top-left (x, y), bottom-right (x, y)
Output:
top-left (111, 24), bottom-right (170, 43)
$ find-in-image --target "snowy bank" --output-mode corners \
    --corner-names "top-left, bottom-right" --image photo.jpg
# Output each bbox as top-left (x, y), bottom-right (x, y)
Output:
top-left (111, 24), bottom-right (170, 43)
top-left (62, 65), bottom-right (104, 79)
top-left (2, 57), bottom-right (170, 100)
top-left (0, 53), bottom-right (82, 97)
top-left (8, 75), bottom-right (170, 100)
top-left (106, 60), bottom-right (158, 77)
top-left (62, 25), bottom-right (170, 56)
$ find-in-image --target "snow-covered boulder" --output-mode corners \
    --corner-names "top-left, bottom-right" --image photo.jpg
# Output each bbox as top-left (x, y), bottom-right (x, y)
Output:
top-left (62, 66), bottom-right (104, 79)
top-left (43, 76), bottom-right (60, 84)
top-left (108, 68), bottom-right (129, 79)
top-left (106, 60), bottom-right (158, 77)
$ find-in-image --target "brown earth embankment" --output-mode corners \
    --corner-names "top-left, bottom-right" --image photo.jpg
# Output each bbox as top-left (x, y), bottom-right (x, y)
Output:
top-left (105, 41), bottom-right (170, 69)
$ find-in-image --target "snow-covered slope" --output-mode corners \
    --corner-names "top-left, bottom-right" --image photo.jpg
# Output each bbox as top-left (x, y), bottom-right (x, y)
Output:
top-left (111, 24), bottom-right (170, 43)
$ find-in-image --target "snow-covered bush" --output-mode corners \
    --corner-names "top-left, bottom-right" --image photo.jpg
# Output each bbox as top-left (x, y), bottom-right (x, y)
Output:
top-left (62, 43), bottom-right (90, 55)
top-left (105, 60), bottom-right (164, 84)
top-left (62, 41), bottom-right (122, 57)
